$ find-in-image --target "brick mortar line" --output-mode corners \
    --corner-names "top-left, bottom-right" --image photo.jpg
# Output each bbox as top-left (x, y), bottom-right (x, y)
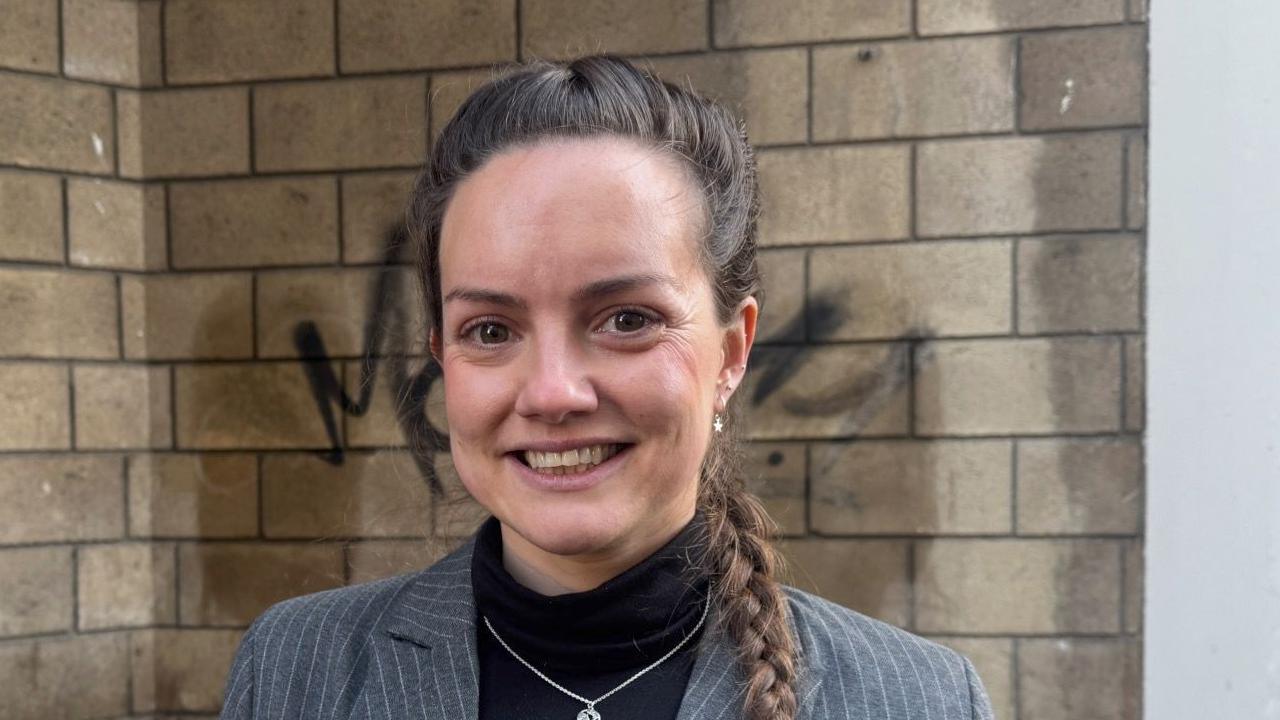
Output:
top-left (55, 0), bottom-right (64, 78)
top-left (0, 19), bottom-right (1147, 94)
top-left (0, 227), bottom-right (1138, 273)
top-left (0, 329), bottom-right (1137, 365)
top-left (332, 0), bottom-right (342, 75)
top-left (1010, 439), bottom-right (1020, 535)
top-left (0, 124), bottom-right (1146, 182)
top-left (60, 176), bottom-right (71, 265)
top-left (515, 0), bottom-right (524, 62)
top-left (157, 0), bottom-right (167, 86)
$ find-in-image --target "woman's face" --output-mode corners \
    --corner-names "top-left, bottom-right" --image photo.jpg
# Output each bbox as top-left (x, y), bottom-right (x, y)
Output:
top-left (436, 136), bottom-right (755, 574)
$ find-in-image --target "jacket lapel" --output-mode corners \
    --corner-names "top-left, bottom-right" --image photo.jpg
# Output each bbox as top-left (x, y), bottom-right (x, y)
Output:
top-left (380, 539), bottom-right (482, 720)
top-left (377, 537), bottom-right (823, 720)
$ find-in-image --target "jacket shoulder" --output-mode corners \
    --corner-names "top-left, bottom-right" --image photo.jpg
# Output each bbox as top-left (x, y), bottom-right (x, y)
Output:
top-left (783, 586), bottom-right (994, 720)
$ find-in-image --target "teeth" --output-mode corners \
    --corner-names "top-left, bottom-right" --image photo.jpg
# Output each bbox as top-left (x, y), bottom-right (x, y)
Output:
top-left (523, 444), bottom-right (620, 473)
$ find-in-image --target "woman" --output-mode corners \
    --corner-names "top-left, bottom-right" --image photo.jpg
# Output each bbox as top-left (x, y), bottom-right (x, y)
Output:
top-left (221, 55), bottom-right (993, 720)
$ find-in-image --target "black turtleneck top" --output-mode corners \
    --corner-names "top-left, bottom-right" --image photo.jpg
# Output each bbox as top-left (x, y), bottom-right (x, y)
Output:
top-left (470, 514), bottom-right (711, 720)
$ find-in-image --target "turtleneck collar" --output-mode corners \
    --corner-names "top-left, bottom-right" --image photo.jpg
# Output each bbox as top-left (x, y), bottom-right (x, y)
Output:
top-left (470, 513), bottom-right (711, 672)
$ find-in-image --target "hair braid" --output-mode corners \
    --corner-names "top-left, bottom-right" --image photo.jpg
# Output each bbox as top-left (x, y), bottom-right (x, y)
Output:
top-left (699, 426), bottom-right (799, 720)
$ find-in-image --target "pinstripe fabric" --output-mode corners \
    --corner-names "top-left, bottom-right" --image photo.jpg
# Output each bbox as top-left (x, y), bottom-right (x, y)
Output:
top-left (220, 538), bottom-right (994, 719)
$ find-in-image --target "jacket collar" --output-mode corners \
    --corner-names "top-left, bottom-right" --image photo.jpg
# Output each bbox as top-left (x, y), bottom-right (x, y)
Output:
top-left (380, 535), bottom-right (768, 720)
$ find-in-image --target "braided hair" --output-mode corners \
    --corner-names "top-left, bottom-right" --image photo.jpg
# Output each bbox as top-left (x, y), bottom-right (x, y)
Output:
top-left (408, 54), bottom-right (798, 720)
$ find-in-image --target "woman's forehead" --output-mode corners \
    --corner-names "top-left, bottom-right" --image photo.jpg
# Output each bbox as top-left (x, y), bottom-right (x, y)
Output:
top-left (439, 137), bottom-right (706, 288)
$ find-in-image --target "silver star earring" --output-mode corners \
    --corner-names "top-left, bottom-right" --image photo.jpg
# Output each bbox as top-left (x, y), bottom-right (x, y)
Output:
top-left (713, 413), bottom-right (724, 433)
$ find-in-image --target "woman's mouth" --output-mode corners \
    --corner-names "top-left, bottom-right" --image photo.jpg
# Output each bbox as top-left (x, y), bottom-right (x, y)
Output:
top-left (516, 443), bottom-right (626, 476)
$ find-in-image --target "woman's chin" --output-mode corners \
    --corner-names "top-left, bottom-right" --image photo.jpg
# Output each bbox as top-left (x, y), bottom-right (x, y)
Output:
top-left (504, 511), bottom-right (626, 558)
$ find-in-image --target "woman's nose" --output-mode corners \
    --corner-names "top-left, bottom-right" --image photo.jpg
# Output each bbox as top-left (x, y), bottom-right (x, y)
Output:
top-left (513, 340), bottom-right (598, 423)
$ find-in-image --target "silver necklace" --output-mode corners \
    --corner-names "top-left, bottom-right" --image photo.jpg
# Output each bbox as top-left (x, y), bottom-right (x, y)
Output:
top-left (481, 595), bottom-right (711, 720)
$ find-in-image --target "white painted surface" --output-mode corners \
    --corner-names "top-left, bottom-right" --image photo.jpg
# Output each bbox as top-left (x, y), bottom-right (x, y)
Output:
top-left (1147, 1), bottom-right (1280, 717)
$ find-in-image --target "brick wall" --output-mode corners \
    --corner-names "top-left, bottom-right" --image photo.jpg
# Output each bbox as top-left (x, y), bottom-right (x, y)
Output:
top-left (0, 1), bottom-right (1146, 717)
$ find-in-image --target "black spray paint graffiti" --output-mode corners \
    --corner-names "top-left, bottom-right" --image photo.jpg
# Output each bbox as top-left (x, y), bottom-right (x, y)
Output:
top-left (295, 228), bottom-right (447, 493)
top-left (297, 228), bottom-right (919, 487)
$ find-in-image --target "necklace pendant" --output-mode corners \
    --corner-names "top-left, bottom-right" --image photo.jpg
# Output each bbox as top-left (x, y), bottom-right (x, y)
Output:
top-left (577, 708), bottom-right (602, 720)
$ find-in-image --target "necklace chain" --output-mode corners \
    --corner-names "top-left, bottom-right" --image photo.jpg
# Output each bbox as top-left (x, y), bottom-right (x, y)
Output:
top-left (481, 594), bottom-right (711, 718)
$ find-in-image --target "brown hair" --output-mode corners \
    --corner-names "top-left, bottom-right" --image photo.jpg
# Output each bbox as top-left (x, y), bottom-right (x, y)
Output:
top-left (407, 54), bottom-right (797, 720)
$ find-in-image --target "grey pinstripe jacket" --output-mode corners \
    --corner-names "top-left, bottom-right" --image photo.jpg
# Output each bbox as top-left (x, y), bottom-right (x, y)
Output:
top-left (220, 537), bottom-right (994, 720)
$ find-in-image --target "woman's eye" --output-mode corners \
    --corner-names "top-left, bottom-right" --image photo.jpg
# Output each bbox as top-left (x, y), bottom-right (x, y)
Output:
top-left (607, 310), bottom-right (651, 333)
top-left (472, 322), bottom-right (510, 344)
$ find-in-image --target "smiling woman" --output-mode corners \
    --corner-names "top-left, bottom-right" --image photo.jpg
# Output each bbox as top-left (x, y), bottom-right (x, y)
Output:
top-left (218, 55), bottom-right (993, 720)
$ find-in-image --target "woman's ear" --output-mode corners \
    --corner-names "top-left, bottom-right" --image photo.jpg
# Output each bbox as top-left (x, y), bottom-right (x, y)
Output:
top-left (715, 296), bottom-right (759, 412)
top-left (428, 327), bottom-right (443, 365)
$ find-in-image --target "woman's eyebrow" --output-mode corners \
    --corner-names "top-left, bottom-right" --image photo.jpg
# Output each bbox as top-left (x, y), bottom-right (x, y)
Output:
top-left (444, 274), bottom-right (682, 309)
top-left (570, 273), bottom-right (683, 302)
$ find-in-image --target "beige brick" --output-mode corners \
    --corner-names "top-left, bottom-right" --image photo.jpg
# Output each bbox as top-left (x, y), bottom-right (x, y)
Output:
top-left (1129, 0), bottom-right (1149, 23)
top-left (0, 0), bottom-right (58, 72)
top-left (812, 440), bottom-right (1012, 535)
top-left (262, 451), bottom-right (433, 538)
top-left (755, 248), bottom-right (805, 343)
top-left (0, 170), bottom-right (62, 263)
top-left (0, 363), bottom-right (69, 450)
top-left (343, 356), bottom-right (446, 449)
top-left (916, 337), bottom-right (1122, 435)
top-left (645, 49), bottom-right (806, 146)
top-left (164, 0), bottom-right (334, 84)
top-left (1021, 27), bottom-right (1146, 131)
top-left (1124, 539), bottom-right (1142, 632)
top-left (814, 37), bottom-right (1015, 141)
top-left (713, 0), bottom-right (910, 46)
top-left (257, 267), bottom-right (423, 358)
top-left (758, 145), bottom-right (910, 245)
top-left (434, 454), bottom-right (489, 538)
top-left (122, 273), bottom-right (254, 360)
top-left (0, 455), bottom-right (124, 544)
top-left (174, 363), bottom-right (333, 449)
top-left (744, 442), bottom-right (806, 536)
top-left (0, 267), bottom-right (118, 359)
top-left (524, 0), bottom-right (704, 57)
top-left (0, 547), bottom-right (72, 636)
top-left (1124, 335), bottom-right (1144, 432)
top-left (1127, 134), bottom-right (1146, 229)
top-left (178, 543), bottom-right (344, 626)
top-left (255, 77), bottom-right (428, 172)
top-left (342, 171), bottom-right (416, 264)
top-left (78, 542), bottom-right (175, 629)
top-left (63, 0), bottom-right (163, 86)
top-left (67, 178), bottom-right (166, 270)
top-left (915, 539), bottom-right (1121, 633)
top-left (917, 134), bottom-right (1124, 237)
top-left (0, 633), bottom-right (129, 719)
top-left (918, 0), bottom-right (1125, 35)
top-left (0, 73), bottom-right (113, 174)
top-left (430, 69), bottom-right (497, 138)
top-left (1018, 638), bottom-right (1141, 720)
top-left (128, 453), bottom-right (258, 538)
top-left (1018, 234), bottom-right (1141, 333)
top-left (1017, 438), bottom-right (1141, 534)
top-left (742, 344), bottom-right (910, 439)
top-left (930, 637), bottom-right (1014, 720)
top-left (810, 240), bottom-right (1012, 340)
top-left (339, 0), bottom-right (515, 73)
top-left (780, 539), bottom-right (910, 627)
top-left (131, 628), bottom-right (241, 713)
top-left (117, 87), bottom-right (250, 179)
top-left (169, 177), bottom-right (339, 268)
top-left (348, 539), bottom-right (446, 583)
top-left (73, 364), bottom-right (172, 450)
